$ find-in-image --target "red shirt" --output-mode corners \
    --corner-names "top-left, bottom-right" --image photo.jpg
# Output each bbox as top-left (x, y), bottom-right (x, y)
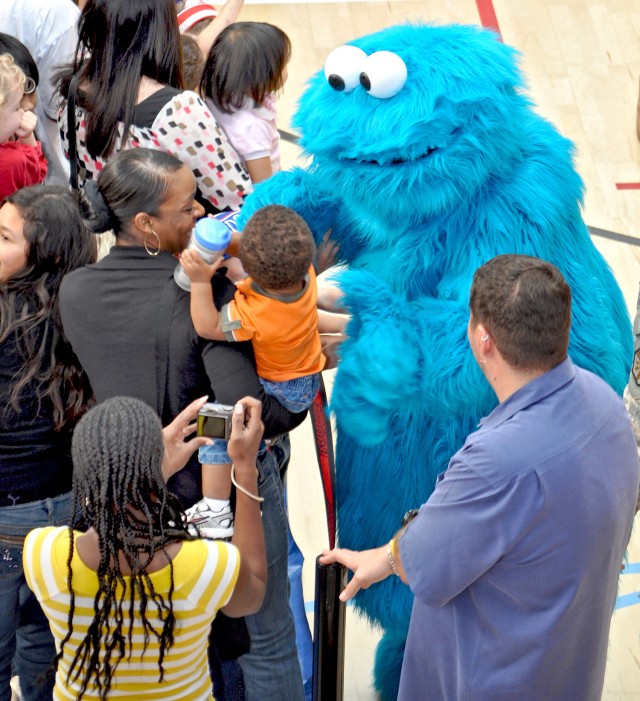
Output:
top-left (0, 141), bottom-right (47, 202)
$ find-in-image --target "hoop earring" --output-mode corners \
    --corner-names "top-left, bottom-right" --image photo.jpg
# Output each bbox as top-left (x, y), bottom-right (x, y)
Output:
top-left (144, 230), bottom-right (161, 256)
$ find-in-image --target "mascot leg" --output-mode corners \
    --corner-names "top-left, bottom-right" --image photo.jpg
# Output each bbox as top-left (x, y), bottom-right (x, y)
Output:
top-left (374, 629), bottom-right (408, 701)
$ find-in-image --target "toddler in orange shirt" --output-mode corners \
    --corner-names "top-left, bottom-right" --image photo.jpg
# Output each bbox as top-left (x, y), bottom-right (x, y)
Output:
top-left (181, 204), bottom-right (346, 536)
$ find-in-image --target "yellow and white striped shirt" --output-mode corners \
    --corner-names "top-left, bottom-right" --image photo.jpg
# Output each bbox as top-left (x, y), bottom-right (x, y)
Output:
top-left (23, 527), bottom-right (240, 701)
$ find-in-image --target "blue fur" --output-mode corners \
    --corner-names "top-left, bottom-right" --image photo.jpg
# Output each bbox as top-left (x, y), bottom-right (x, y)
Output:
top-left (241, 23), bottom-right (632, 699)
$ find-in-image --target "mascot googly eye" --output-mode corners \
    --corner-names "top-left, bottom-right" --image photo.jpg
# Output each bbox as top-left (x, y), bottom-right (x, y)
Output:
top-left (324, 45), bottom-right (368, 92)
top-left (359, 51), bottom-right (407, 98)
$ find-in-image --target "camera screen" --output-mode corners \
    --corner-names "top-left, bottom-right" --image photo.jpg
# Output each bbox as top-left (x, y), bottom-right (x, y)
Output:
top-left (197, 414), bottom-right (227, 439)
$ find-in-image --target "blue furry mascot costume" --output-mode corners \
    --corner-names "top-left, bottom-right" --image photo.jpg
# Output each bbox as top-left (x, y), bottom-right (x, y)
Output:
top-left (238, 23), bottom-right (632, 699)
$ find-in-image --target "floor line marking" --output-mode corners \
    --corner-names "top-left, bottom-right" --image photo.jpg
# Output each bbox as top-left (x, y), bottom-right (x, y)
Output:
top-left (615, 592), bottom-right (640, 610)
top-left (475, 0), bottom-right (502, 39)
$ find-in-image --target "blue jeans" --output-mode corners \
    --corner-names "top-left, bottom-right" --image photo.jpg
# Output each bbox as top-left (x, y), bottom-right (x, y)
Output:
top-left (0, 492), bottom-right (72, 701)
top-left (238, 436), bottom-right (305, 701)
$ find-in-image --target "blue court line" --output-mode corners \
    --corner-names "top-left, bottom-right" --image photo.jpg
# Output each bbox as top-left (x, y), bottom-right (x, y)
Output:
top-left (621, 563), bottom-right (640, 574)
top-left (616, 592), bottom-right (640, 610)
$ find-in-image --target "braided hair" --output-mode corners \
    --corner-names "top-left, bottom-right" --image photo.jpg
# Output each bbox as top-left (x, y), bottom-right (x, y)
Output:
top-left (59, 397), bottom-right (193, 700)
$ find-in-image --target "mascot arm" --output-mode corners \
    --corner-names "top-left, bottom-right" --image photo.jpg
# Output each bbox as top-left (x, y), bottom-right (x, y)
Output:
top-left (331, 269), bottom-right (492, 445)
top-left (237, 167), bottom-right (339, 246)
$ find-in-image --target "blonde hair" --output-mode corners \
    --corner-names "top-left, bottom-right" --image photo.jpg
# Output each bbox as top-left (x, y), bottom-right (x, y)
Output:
top-left (0, 53), bottom-right (26, 106)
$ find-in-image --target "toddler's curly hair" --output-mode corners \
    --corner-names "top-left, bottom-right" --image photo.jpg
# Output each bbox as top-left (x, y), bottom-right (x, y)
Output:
top-left (239, 205), bottom-right (315, 290)
top-left (0, 53), bottom-right (26, 106)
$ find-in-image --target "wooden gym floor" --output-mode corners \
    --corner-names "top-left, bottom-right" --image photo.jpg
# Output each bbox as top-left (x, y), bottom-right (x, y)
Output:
top-left (237, 0), bottom-right (640, 698)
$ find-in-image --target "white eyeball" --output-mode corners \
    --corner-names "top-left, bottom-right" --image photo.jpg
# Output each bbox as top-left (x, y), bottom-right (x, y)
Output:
top-left (359, 51), bottom-right (407, 99)
top-left (324, 45), bottom-right (368, 93)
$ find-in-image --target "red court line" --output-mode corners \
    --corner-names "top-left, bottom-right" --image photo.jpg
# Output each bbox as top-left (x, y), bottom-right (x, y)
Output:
top-left (474, 2), bottom-right (636, 192)
top-left (475, 0), bottom-right (502, 40)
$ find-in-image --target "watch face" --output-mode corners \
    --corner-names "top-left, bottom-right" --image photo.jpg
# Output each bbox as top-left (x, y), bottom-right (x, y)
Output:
top-left (401, 509), bottom-right (419, 527)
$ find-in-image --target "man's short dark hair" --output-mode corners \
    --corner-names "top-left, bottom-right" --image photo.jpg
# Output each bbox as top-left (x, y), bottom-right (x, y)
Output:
top-left (469, 254), bottom-right (572, 372)
top-left (239, 205), bottom-right (315, 290)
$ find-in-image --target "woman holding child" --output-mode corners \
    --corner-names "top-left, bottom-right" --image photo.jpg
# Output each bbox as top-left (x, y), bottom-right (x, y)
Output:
top-left (58, 147), bottom-right (307, 701)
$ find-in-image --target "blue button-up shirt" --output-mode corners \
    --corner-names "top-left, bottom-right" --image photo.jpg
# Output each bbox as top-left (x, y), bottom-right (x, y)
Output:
top-left (399, 358), bottom-right (640, 700)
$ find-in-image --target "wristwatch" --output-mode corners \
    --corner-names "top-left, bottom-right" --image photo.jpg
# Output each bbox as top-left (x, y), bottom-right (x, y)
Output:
top-left (401, 508), bottom-right (419, 527)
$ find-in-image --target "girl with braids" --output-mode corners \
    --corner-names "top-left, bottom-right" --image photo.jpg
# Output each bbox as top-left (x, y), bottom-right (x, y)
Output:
top-left (23, 394), bottom-right (268, 700)
top-left (0, 185), bottom-right (94, 700)
top-left (58, 147), bottom-right (307, 701)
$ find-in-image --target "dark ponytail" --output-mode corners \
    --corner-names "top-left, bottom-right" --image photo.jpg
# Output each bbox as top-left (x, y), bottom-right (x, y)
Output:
top-left (80, 148), bottom-right (184, 239)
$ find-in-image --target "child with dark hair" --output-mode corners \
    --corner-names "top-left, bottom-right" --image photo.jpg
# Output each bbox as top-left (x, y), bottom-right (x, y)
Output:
top-left (180, 34), bottom-right (205, 91)
top-left (201, 22), bottom-right (291, 184)
top-left (177, 0), bottom-right (245, 92)
top-left (180, 205), bottom-right (346, 536)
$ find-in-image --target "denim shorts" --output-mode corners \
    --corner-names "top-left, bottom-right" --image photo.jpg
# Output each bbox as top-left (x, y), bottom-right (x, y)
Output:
top-left (260, 373), bottom-right (320, 414)
top-left (198, 374), bottom-right (319, 466)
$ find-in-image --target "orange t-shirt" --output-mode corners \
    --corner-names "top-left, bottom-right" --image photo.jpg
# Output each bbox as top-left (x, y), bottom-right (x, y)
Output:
top-left (220, 266), bottom-right (325, 381)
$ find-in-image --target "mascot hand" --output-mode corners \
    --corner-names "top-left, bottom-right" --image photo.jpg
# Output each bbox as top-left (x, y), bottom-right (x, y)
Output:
top-left (331, 270), bottom-right (422, 444)
top-left (237, 167), bottom-right (337, 244)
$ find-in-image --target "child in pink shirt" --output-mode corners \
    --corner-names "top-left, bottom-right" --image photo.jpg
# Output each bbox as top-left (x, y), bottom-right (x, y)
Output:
top-left (201, 22), bottom-right (290, 184)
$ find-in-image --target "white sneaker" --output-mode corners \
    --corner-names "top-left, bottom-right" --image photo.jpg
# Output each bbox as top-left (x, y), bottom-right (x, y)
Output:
top-left (10, 676), bottom-right (22, 701)
top-left (185, 499), bottom-right (234, 539)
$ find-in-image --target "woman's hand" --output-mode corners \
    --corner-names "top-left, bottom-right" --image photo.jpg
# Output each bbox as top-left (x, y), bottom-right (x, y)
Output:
top-left (161, 396), bottom-right (212, 481)
top-left (181, 249), bottom-right (224, 283)
top-left (227, 397), bottom-right (264, 467)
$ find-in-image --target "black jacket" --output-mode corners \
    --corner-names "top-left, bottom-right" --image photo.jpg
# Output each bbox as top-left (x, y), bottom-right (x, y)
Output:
top-left (59, 245), bottom-right (305, 507)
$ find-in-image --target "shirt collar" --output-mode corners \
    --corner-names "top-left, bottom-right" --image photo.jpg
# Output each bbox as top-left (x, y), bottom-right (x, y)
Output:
top-left (94, 246), bottom-right (178, 270)
top-left (250, 273), bottom-right (310, 303)
top-left (478, 357), bottom-right (575, 430)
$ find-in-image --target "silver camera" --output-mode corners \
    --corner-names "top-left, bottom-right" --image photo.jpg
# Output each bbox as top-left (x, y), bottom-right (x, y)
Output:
top-left (196, 402), bottom-right (234, 439)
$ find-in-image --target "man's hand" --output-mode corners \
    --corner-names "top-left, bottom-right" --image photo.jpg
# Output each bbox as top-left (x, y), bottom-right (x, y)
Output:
top-left (319, 545), bottom-right (393, 602)
top-left (227, 397), bottom-right (264, 466)
top-left (181, 248), bottom-right (224, 283)
top-left (161, 396), bottom-right (212, 481)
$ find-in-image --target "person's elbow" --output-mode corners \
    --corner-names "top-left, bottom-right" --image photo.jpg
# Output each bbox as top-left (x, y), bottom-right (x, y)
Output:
top-left (240, 583), bottom-right (266, 616)
top-left (222, 575), bottom-right (266, 617)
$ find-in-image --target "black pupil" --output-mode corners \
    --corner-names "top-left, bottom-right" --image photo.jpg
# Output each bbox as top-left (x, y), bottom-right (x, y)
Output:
top-left (359, 72), bottom-right (371, 90)
top-left (328, 74), bottom-right (345, 92)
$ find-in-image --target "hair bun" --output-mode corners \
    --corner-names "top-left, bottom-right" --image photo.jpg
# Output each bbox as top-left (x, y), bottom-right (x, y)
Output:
top-left (80, 179), bottom-right (115, 233)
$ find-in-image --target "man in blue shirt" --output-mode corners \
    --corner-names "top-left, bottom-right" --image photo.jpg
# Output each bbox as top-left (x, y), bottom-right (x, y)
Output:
top-left (322, 254), bottom-right (640, 701)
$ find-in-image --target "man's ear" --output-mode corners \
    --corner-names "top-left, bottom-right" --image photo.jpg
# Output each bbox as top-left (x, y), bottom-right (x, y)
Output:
top-left (476, 323), bottom-right (493, 349)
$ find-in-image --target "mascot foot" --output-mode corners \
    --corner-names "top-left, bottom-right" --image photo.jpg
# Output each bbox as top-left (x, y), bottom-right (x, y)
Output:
top-left (373, 629), bottom-right (407, 701)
